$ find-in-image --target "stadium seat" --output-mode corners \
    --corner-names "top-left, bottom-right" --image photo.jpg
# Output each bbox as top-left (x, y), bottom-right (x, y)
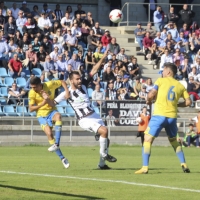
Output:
top-left (22, 67), bottom-right (30, 78)
top-left (4, 77), bottom-right (14, 87)
top-left (93, 106), bottom-right (100, 114)
top-left (87, 88), bottom-right (93, 99)
top-left (16, 77), bottom-right (27, 88)
top-left (0, 68), bottom-right (9, 77)
top-left (58, 100), bottom-right (68, 106)
top-left (16, 106), bottom-right (30, 116)
top-left (32, 68), bottom-right (42, 77)
top-left (0, 106), bottom-right (5, 116)
top-left (0, 87), bottom-right (8, 97)
top-left (65, 106), bottom-right (75, 117)
top-left (3, 105), bottom-right (18, 116)
top-left (56, 106), bottom-right (67, 117)
top-left (0, 78), bottom-right (3, 86)
top-left (28, 109), bottom-right (36, 116)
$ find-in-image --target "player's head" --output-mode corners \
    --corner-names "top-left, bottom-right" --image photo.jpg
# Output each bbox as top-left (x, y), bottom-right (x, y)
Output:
top-left (30, 77), bottom-right (42, 93)
top-left (69, 71), bottom-right (82, 89)
top-left (162, 62), bottom-right (177, 78)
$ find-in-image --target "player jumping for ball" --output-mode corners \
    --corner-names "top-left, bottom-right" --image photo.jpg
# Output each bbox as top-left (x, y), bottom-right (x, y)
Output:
top-left (135, 62), bottom-right (192, 174)
top-left (44, 50), bottom-right (117, 169)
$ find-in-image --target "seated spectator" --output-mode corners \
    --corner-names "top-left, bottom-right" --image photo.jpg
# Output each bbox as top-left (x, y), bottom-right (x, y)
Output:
top-left (145, 22), bottom-right (156, 38)
top-left (128, 57), bottom-right (139, 79)
top-left (106, 80), bottom-right (117, 100)
top-left (160, 49), bottom-right (173, 70)
top-left (80, 22), bottom-right (90, 45)
top-left (8, 38), bottom-right (17, 58)
top-left (38, 12), bottom-right (52, 34)
top-left (134, 22), bottom-right (146, 51)
top-left (177, 57), bottom-right (190, 81)
top-left (74, 13), bottom-right (83, 28)
top-left (11, 47), bottom-right (24, 61)
top-left (68, 53), bottom-right (81, 70)
top-left (188, 65), bottom-right (200, 81)
top-left (87, 29), bottom-right (98, 52)
top-left (173, 48), bottom-right (184, 67)
top-left (7, 82), bottom-right (25, 105)
top-left (190, 21), bottom-right (199, 34)
top-left (20, 1), bottom-right (31, 18)
top-left (101, 29), bottom-right (111, 48)
top-left (165, 41), bottom-right (175, 54)
top-left (16, 10), bottom-right (27, 35)
top-left (78, 64), bottom-right (86, 81)
top-left (41, 3), bottom-right (56, 23)
top-left (13, 31), bottom-right (21, 48)
top-left (4, 16), bottom-right (16, 40)
top-left (92, 22), bottom-right (103, 40)
top-left (189, 32), bottom-right (200, 52)
top-left (149, 42), bottom-right (162, 69)
top-left (184, 123), bottom-right (199, 148)
top-left (85, 50), bottom-right (95, 72)
top-left (52, 28), bottom-right (64, 44)
top-left (61, 12), bottom-right (72, 31)
top-left (103, 59), bottom-right (113, 71)
top-left (121, 74), bottom-right (132, 92)
top-left (116, 48), bottom-right (127, 61)
top-left (194, 50), bottom-right (200, 64)
top-left (42, 55), bottom-right (58, 80)
top-left (117, 88), bottom-right (129, 100)
top-left (8, 53), bottom-right (25, 78)
top-left (31, 5), bottom-right (40, 19)
top-left (144, 78), bottom-right (154, 93)
top-left (165, 22), bottom-right (179, 41)
top-left (143, 32), bottom-right (153, 60)
top-left (107, 37), bottom-right (120, 56)
top-left (54, 54), bottom-right (67, 80)
top-left (18, 34), bottom-right (30, 54)
top-left (84, 12), bottom-right (94, 28)
top-left (92, 84), bottom-right (105, 107)
top-left (139, 86), bottom-right (147, 100)
top-left (52, 37), bottom-right (63, 54)
top-left (154, 32), bottom-right (166, 48)
top-left (26, 44), bottom-right (38, 72)
top-left (113, 66), bottom-right (120, 77)
top-left (133, 76), bottom-right (142, 98)
top-left (24, 73), bottom-right (35, 91)
top-left (37, 45), bottom-right (46, 68)
top-left (0, 8), bottom-right (5, 30)
top-left (0, 32), bottom-right (9, 69)
top-left (175, 32), bottom-right (189, 53)
top-left (50, 46), bottom-right (61, 62)
top-left (71, 21), bottom-right (82, 41)
top-left (160, 28), bottom-right (167, 40)
top-left (77, 50), bottom-right (84, 63)
top-left (41, 36), bottom-right (52, 54)
top-left (103, 66), bottom-right (115, 82)
top-left (180, 24), bottom-right (191, 40)
top-left (65, 64), bottom-right (73, 80)
top-left (32, 37), bottom-right (40, 53)
top-left (50, 21), bottom-right (61, 39)
top-left (114, 75), bottom-right (122, 90)
top-left (93, 46), bottom-right (104, 63)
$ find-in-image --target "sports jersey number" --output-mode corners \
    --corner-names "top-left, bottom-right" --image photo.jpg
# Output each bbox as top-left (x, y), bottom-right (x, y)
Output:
top-left (167, 86), bottom-right (175, 101)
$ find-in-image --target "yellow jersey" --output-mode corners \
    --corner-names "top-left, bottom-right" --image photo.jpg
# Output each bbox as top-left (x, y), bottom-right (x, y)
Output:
top-left (153, 77), bottom-right (189, 118)
top-left (28, 80), bottom-right (62, 117)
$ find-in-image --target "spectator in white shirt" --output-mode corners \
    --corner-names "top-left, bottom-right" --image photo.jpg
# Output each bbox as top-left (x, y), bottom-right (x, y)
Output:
top-left (71, 21), bottom-right (82, 40)
top-left (38, 12), bottom-right (52, 34)
top-left (116, 48), bottom-right (128, 61)
top-left (188, 65), bottom-right (200, 82)
top-left (139, 86), bottom-right (148, 100)
top-left (51, 28), bottom-right (64, 44)
top-left (159, 49), bottom-right (173, 70)
top-left (50, 46), bottom-right (61, 62)
top-left (52, 37), bottom-right (63, 54)
top-left (16, 10), bottom-right (27, 35)
top-left (92, 84), bottom-right (105, 107)
top-left (10, 3), bottom-right (20, 19)
top-left (61, 12), bottom-right (72, 31)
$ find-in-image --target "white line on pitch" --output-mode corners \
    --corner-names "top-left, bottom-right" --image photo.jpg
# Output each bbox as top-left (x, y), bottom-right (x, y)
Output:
top-left (0, 170), bottom-right (200, 193)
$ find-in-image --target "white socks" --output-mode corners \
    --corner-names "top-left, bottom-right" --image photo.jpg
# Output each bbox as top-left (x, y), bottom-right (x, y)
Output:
top-left (99, 136), bottom-right (108, 166)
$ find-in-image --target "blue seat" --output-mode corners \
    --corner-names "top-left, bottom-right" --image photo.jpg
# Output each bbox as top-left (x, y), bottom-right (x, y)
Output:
top-left (0, 68), bottom-right (9, 77)
top-left (28, 109), bottom-right (36, 116)
top-left (87, 88), bottom-right (93, 99)
top-left (56, 106), bottom-right (67, 117)
top-left (0, 78), bottom-right (3, 86)
top-left (22, 67), bottom-right (30, 78)
top-left (0, 106), bottom-right (5, 116)
top-left (58, 100), bottom-right (68, 106)
top-left (16, 77), bottom-right (27, 88)
top-left (4, 77), bottom-right (14, 87)
top-left (0, 87), bottom-right (8, 97)
top-left (3, 105), bottom-right (18, 116)
top-left (93, 106), bottom-right (100, 114)
top-left (65, 106), bottom-right (75, 117)
top-left (32, 68), bottom-right (42, 77)
top-left (16, 106), bottom-right (30, 116)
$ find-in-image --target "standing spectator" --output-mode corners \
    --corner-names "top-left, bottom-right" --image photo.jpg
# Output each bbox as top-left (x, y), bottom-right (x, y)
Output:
top-left (106, 80), bottom-right (118, 100)
top-left (153, 6), bottom-right (164, 32)
top-left (107, 37), bottom-right (120, 55)
top-left (87, 29), bottom-right (98, 52)
top-left (134, 22), bottom-right (146, 52)
top-left (16, 10), bottom-right (27, 35)
top-left (145, 22), bottom-right (156, 38)
top-left (74, 4), bottom-right (86, 19)
top-left (4, 16), bottom-right (16, 40)
top-left (92, 84), bottom-right (105, 107)
top-left (167, 6), bottom-right (179, 25)
top-left (20, 1), bottom-right (31, 17)
top-left (179, 4), bottom-right (195, 27)
top-left (8, 53), bottom-right (25, 78)
top-left (54, 4), bottom-right (63, 22)
top-left (101, 29), bottom-right (112, 48)
top-left (10, 3), bottom-right (20, 20)
top-left (143, 0), bottom-right (157, 23)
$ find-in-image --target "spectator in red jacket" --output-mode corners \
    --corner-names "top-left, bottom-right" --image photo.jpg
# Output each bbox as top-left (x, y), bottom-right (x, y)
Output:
top-left (8, 53), bottom-right (25, 78)
top-left (143, 32), bottom-right (154, 60)
top-left (101, 29), bottom-right (112, 47)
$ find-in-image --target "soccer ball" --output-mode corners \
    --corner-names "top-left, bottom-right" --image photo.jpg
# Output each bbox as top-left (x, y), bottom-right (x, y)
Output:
top-left (136, 117), bottom-right (142, 123)
top-left (109, 9), bottom-right (123, 23)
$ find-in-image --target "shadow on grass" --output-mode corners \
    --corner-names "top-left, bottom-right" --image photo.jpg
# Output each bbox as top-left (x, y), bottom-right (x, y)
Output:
top-left (93, 168), bottom-right (168, 171)
top-left (0, 184), bottom-right (105, 199)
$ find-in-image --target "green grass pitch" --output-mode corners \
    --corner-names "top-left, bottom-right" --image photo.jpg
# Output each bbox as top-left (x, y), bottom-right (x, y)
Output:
top-left (0, 145), bottom-right (199, 200)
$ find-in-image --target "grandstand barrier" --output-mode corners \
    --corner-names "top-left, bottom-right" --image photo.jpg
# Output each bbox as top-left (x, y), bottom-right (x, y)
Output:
top-left (119, 2), bottom-right (200, 26)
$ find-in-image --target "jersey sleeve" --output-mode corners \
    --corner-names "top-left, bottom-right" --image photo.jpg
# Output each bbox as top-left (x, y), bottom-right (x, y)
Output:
top-left (54, 91), bottom-right (66, 104)
top-left (28, 90), bottom-right (36, 105)
top-left (47, 80), bottom-right (62, 90)
top-left (153, 78), bottom-right (161, 90)
top-left (182, 87), bottom-right (190, 100)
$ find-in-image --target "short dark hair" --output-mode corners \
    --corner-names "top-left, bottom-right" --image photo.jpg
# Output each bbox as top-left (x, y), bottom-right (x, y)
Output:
top-left (164, 62), bottom-right (177, 76)
top-left (69, 71), bottom-right (80, 80)
top-left (30, 77), bottom-right (41, 85)
top-left (189, 123), bottom-right (194, 127)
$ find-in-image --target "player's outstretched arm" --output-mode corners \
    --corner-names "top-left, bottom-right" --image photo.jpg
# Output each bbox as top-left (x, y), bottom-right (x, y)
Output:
top-left (61, 80), bottom-right (70, 99)
top-left (177, 97), bottom-right (192, 107)
top-left (90, 50), bottom-right (108, 77)
top-left (146, 88), bottom-right (157, 104)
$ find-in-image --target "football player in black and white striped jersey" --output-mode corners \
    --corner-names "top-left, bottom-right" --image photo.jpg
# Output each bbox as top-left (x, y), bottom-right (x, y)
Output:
top-left (44, 51), bottom-right (117, 169)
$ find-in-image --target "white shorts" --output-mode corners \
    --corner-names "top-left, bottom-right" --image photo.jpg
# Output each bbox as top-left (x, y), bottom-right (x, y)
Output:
top-left (78, 112), bottom-right (105, 133)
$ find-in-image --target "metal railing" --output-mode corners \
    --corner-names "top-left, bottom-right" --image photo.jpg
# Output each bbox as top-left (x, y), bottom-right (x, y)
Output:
top-left (119, 2), bottom-right (200, 26)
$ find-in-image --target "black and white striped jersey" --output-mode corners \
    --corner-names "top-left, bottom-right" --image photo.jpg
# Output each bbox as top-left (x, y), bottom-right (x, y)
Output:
top-left (54, 78), bottom-right (94, 120)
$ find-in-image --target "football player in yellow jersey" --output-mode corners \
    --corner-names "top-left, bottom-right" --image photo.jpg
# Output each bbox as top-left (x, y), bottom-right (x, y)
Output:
top-left (29, 77), bottom-right (70, 168)
top-left (135, 63), bottom-right (192, 174)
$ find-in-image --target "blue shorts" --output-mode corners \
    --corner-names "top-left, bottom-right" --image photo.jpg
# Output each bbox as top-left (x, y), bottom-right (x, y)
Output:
top-left (145, 116), bottom-right (177, 138)
top-left (38, 110), bottom-right (58, 130)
